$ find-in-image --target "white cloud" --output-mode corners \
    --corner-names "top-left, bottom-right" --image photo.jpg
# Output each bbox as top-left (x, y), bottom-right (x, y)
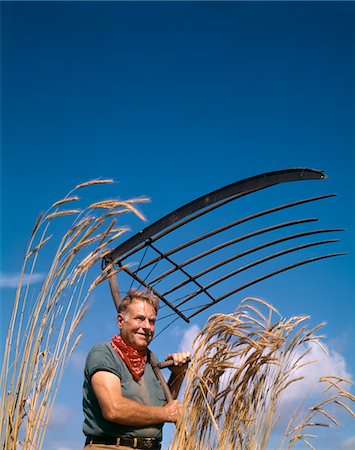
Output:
top-left (0, 272), bottom-right (46, 289)
top-left (279, 341), bottom-right (351, 404)
top-left (178, 324), bottom-right (200, 354)
top-left (268, 341), bottom-right (354, 435)
top-left (340, 435), bottom-right (355, 450)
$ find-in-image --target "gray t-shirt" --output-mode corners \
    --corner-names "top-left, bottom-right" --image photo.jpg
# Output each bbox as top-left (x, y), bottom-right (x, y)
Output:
top-left (82, 343), bottom-right (166, 439)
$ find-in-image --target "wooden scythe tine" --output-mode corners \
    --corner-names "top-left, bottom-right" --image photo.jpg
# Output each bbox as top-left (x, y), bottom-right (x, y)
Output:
top-left (107, 268), bottom-right (174, 403)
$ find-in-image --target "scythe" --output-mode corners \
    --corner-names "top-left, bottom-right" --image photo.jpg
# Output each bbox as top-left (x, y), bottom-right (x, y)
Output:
top-left (102, 168), bottom-right (346, 401)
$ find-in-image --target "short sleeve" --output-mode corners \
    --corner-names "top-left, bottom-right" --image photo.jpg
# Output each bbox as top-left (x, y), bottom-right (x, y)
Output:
top-left (85, 343), bottom-right (123, 380)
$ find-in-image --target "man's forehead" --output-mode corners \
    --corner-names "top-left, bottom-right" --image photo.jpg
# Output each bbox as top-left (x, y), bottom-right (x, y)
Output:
top-left (128, 299), bottom-right (156, 316)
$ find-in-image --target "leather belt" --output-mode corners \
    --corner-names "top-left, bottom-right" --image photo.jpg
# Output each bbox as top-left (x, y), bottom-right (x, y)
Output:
top-left (85, 435), bottom-right (161, 449)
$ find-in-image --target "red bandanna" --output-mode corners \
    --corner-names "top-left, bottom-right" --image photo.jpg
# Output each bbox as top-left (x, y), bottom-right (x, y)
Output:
top-left (111, 334), bottom-right (147, 381)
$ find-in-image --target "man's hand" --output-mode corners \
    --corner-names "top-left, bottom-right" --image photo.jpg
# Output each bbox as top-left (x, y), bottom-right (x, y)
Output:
top-left (165, 351), bottom-right (191, 374)
top-left (163, 400), bottom-right (182, 423)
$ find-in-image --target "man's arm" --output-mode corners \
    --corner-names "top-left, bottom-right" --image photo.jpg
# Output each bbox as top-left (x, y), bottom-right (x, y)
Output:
top-left (91, 371), bottom-right (181, 426)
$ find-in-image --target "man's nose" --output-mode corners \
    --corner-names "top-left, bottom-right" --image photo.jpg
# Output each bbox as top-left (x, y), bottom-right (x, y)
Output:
top-left (142, 318), bottom-right (152, 329)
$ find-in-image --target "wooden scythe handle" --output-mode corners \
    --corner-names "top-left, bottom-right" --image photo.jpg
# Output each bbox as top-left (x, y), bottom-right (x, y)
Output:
top-left (107, 268), bottom-right (121, 311)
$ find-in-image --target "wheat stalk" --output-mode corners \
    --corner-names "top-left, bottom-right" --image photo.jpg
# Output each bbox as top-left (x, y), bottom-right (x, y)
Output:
top-left (0, 180), bottom-right (149, 450)
top-left (171, 298), bottom-right (354, 449)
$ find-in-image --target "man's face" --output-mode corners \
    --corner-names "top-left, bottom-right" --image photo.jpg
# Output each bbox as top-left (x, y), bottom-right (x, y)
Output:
top-left (118, 299), bottom-right (156, 351)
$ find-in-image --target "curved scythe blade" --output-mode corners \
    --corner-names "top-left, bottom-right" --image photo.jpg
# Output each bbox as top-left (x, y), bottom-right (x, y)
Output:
top-left (102, 168), bottom-right (345, 326)
top-left (104, 168), bottom-right (326, 265)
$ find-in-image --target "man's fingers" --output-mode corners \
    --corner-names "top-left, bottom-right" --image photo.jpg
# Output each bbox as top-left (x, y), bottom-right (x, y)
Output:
top-left (165, 351), bottom-right (191, 366)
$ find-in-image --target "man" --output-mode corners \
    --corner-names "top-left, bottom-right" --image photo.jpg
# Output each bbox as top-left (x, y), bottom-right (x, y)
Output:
top-left (83, 289), bottom-right (190, 450)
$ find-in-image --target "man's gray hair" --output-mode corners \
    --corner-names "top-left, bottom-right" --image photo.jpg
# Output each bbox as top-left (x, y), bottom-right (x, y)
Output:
top-left (118, 288), bottom-right (160, 314)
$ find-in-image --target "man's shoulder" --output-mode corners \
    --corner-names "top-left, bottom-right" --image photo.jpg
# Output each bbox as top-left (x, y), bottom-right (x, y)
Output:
top-left (85, 342), bottom-right (124, 378)
top-left (86, 342), bottom-right (119, 364)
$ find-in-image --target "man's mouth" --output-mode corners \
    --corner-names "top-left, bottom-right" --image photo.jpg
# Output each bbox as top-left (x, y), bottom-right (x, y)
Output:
top-left (137, 333), bottom-right (152, 339)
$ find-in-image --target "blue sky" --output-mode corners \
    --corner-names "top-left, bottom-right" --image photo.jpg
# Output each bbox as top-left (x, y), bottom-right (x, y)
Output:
top-left (1, 1), bottom-right (354, 449)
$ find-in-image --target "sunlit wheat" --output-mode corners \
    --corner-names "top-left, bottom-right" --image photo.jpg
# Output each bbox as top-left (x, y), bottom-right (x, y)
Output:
top-left (0, 180), bottom-right (149, 450)
top-left (171, 298), bottom-right (354, 450)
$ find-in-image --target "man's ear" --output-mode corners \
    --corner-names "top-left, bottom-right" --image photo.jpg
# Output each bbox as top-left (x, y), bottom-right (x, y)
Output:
top-left (117, 313), bottom-right (124, 329)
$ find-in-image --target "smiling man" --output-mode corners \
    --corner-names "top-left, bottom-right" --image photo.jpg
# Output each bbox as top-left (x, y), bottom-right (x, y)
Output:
top-left (82, 289), bottom-right (190, 450)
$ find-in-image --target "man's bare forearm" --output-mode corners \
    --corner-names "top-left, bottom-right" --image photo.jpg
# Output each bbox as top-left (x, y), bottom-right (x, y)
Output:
top-left (103, 396), bottom-right (180, 426)
top-left (168, 369), bottom-right (187, 399)
top-left (165, 352), bottom-right (190, 399)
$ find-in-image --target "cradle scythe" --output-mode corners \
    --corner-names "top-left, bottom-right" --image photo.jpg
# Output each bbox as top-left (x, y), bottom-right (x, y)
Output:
top-left (103, 168), bottom-right (346, 400)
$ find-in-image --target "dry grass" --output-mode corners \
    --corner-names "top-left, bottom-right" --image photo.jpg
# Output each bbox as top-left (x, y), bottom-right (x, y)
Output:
top-left (0, 180), bottom-right (149, 450)
top-left (171, 298), bottom-right (354, 450)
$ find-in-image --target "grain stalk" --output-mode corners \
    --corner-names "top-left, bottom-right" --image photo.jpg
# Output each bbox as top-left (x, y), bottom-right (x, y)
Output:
top-left (171, 298), bottom-right (354, 449)
top-left (0, 180), bottom-right (149, 450)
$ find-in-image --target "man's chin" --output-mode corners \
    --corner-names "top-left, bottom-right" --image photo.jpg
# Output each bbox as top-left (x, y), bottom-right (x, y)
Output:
top-left (133, 336), bottom-right (151, 350)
